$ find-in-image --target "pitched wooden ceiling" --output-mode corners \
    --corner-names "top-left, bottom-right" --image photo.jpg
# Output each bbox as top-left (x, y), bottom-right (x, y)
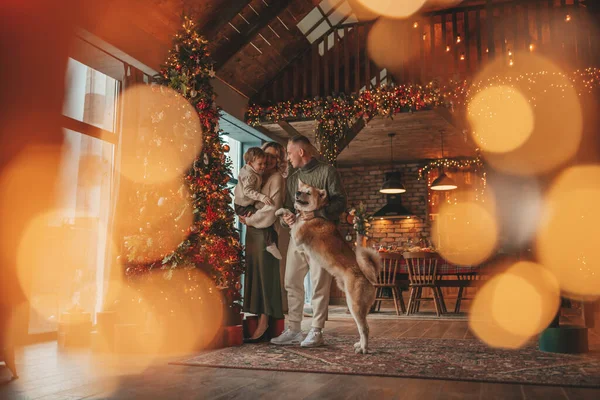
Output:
top-left (84, 0), bottom-right (491, 98)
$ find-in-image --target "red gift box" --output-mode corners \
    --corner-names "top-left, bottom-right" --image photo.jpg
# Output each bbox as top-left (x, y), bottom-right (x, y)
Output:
top-left (224, 325), bottom-right (243, 347)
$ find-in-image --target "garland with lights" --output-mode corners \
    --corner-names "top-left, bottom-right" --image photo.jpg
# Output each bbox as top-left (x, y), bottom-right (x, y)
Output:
top-left (418, 152), bottom-right (485, 180)
top-left (247, 83), bottom-right (444, 164)
top-left (122, 17), bottom-right (244, 311)
top-left (247, 67), bottom-right (600, 164)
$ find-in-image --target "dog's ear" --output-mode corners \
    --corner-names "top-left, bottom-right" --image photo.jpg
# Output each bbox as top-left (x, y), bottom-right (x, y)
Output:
top-left (317, 188), bottom-right (327, 200)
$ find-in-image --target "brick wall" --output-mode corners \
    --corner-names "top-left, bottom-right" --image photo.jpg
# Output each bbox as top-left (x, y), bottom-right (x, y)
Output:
top-left (329, 163), bottom-right (431, 304)
top-left (338, 163), bottom-right (431, 247)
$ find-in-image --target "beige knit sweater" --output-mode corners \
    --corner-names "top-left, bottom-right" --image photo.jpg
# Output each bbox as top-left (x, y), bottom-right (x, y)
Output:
top-left (244, 172), bottom-right (285, 229)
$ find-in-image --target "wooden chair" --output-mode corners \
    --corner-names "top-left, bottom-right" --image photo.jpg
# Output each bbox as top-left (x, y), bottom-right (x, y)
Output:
top-left (454, 273), bottom-right (481, 313)
top-left (404, 252), bottom-right (445, 317)
top-left (373, 253), bottom-right (406, 316)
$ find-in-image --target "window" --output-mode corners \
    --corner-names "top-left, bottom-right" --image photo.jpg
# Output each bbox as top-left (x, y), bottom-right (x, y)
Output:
top-left (27, 50), bottom-right (121, 335)
top-left (297, 0), bottom-right (358, 55)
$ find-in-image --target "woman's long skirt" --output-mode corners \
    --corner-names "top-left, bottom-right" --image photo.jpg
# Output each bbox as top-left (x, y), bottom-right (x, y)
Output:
top-left (242, 226), bottom-right (284, 319)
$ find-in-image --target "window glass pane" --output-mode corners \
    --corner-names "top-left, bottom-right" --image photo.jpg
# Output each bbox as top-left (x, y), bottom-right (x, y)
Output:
top-left (307, 21), bottom-right (330, 43)
top-left (297, 8), bottom-right (322, 35)
top-left (223, 135), bottom-right (242, 179)
top-left (63, 58), bottom-right (118, 132)
top-left (319, 0), bottom-right (334, 14)
top-left (329, 2), bottom-right (351, 25)
top-left (27, 129), bottom-right (114, 334)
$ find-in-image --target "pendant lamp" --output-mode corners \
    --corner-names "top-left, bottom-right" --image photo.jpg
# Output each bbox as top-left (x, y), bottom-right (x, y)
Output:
top-left (430, 131), bottom-right (457, 191)
top-left (380, 133), bottom-right (406, 194)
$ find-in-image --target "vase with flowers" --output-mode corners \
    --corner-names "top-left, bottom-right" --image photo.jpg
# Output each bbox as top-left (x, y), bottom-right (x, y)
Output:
top-left (349, 202), bottom-right (372, 247)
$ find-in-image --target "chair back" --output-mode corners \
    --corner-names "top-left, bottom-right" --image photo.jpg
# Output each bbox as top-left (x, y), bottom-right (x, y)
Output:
top-left (377, 253), bottom-right (403, 285)
top-left (403, 252), bottom-right (438, 285)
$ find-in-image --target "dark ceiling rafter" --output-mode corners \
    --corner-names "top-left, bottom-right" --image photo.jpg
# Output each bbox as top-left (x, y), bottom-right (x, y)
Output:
top-left (212, 0), bottom-right (293, 69)
top-left (198, 0), bottom-right (253, 41)
top-left (250, 0), bottom-right (354, 99)
top-left (277, 120), bottom-right (303, 137)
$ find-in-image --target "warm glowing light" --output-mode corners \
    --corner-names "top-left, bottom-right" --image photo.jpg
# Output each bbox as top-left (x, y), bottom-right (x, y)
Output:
top-left (471, 53), bottom-right (582, 175)
top-left (509, 59), bottom-right (514, 66)
top-left (118, 84), bottom-right (203, 184)
top-left (460, 53), bottom-right (465, 61)
top-left (368, 18), bottom-right (420, 75)
top-left (446, 45), bottom-right (451, 52)
top-left (467, 85), bottom-right (534, 153)
top-left (536, 166), bottom-right (600, 298)
top-left (508, 49), bottom-right (512, 56)
top-left (456, 35), bottom-right (461, 44)
top-left (356, 0), bottom-right (428, 19)
top-left (413, 21), bottom-right (419, 28)
top-left (491, 262), bottom-right (560, 337)
top-left (432, 199), bottom-right (498, 266)
top-left (565, 14), bottom-right (571, 22)
top-left (116, 179), bottom-right (193, 264)
top-left (529, 43), bottom-right (535, 51)
top-left (470, 262), bottom-right (559, 349)
top-left (14, 210), bottom-right (117, 319)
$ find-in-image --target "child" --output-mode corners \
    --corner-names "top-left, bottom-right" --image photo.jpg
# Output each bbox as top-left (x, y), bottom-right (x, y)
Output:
top-left (234, 147), bottom-right (282, 260)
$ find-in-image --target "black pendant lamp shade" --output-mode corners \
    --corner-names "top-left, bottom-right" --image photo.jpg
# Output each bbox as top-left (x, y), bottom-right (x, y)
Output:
top-left (430, 172), bottom-right (458, 191)
top-left (430, 130), bottom-right (457, 191)
top-left (380, 172), bottom-right (406, 194)
top-left (380, 133), bottom-right (406, 194)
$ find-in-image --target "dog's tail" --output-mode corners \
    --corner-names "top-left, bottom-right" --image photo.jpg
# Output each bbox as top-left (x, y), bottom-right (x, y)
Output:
top-left (355, 247), bottom-right (381, 285)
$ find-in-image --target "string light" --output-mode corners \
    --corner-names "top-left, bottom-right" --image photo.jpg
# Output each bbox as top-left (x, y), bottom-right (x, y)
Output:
top-left (413, 22), bottom-right (419, 28)
top-left (460, 53), bottom-right (466, 61)
top-left (446, 45), bottom-right (451, 52)
top-left (247, 67), bottom-right (600, 164)
top-left (456, 35), bottom-right (461, 44)
top-left (565, 14), bottom-right (572, 22)
top-left (529, 43), bottom-right (535, 51)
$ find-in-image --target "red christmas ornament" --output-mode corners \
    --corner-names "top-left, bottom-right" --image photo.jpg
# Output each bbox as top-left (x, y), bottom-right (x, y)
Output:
top-left (223, 144), bottom-right (230, 152)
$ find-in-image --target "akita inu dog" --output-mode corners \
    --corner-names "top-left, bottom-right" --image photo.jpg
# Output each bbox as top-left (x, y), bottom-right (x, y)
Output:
top-left (276, 180), bottom-right (381, 354)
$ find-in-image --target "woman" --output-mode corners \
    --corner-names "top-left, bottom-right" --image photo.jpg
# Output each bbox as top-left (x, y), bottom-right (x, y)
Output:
top-left (240, 142), bottom-right (287, 342)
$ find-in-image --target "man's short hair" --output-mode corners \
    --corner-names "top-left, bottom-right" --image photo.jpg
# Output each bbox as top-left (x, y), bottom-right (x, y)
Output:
top-left (289, 135), bottom-right (311, 148)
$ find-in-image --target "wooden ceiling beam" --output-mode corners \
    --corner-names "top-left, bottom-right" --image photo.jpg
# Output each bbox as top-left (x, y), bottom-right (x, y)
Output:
top-left (336, 117), bottom-right (366, 155)
top-left (213, 0), bottom-right (293, 69)
top-left (256, 125), bottom-right (288, 145)
top-left (199, 0), bottom-right (253, 41)
top-left (277, 121), bottom-right (302, 138)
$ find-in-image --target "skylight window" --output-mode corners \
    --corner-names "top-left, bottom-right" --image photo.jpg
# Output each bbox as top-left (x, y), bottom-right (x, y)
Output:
top-left (296, 0), bottom-right (357, 55)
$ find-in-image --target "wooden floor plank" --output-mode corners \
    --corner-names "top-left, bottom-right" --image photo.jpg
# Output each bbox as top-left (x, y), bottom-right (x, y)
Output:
top-left (479, 383), bottom-right (525, 400)
top-left (1, 310), bottom-right (599, 400)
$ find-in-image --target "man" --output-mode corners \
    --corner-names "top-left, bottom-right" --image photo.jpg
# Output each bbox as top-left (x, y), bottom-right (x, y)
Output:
top-left (271, 135), bottom-right (347, 347)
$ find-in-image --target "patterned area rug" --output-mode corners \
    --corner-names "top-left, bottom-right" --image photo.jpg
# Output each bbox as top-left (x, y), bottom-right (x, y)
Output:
top-left (172, 335), bottom-right (600, 388)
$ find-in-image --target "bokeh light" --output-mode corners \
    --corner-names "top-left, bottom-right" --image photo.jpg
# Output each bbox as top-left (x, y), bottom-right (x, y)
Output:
top-left (432, 196), bottom-right (498, 266)
top-left (367, 18), bottom-right (421, 77)
top-left (117, 178), bottom-right (193, 265)
top-left (470, 261), bottom-right (560, 349)
top-left (118, 84), bottom-right (203, 184)
top-left (356, 0), bottom-right (428, 19)
top-left (491, 262), bottom-right (560, 337)
top-left (468, 53), bottom-right (582, 175)
top-left (536, 165), bottom-right (600, 298)
top-left (467, 85), bottom-right (534, 153)
top-left (15, 210), bottom-right (117, 318)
